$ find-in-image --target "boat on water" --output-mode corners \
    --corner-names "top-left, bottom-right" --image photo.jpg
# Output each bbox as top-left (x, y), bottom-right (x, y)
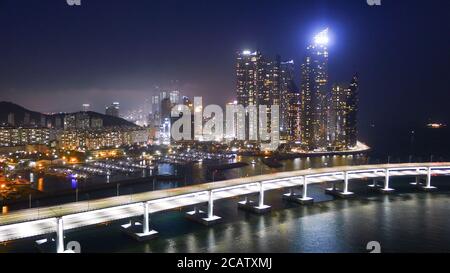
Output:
top-left (427, 123), bottom-right (447, 129)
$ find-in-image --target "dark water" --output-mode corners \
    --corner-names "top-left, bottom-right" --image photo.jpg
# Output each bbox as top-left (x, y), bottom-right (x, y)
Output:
top-left (1, 126), bottom-right (450, 253)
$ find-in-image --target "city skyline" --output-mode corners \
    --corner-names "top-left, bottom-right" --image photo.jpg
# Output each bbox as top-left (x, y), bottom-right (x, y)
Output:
top-left (1, 0), bottom-right (450, 256)
top-left (0, 0), bottom-right (449, 131)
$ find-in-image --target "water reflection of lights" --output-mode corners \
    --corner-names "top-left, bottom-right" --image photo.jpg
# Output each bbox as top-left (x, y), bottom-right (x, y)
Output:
top-left (207, 228), bottom-right (216, 251)
top-left (186, 233), bottom-right (198, 253)
top-left (71, 177), bottom-right (78, 190)
top-left (37, 178), bottom-right (44, 191)
top-left (165, 239), bottom-right (177, 253)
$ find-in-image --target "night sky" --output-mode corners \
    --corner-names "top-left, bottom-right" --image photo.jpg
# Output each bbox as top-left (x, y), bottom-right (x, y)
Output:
top-left (0, 0), bottom-right (449, 131)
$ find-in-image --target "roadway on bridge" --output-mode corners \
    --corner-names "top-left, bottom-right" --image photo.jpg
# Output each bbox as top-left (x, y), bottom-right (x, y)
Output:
top-left (1, 163), bottom-right (449, 243)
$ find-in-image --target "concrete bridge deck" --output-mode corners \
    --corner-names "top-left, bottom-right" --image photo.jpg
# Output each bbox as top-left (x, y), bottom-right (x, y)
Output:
top-left (1, 162), bottom-right (450, 251)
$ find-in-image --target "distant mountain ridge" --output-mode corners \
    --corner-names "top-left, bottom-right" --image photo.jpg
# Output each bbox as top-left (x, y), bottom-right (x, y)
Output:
top-left (0, 101), bottom-right (138, 128)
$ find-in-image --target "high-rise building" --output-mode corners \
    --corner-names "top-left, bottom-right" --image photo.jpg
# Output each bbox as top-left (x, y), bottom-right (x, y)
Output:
top-left (261, 56), bottom-right (278, 107)
top-left (236, 50), bottom-right (264, 107)
top-left (330, 84), bottom-right (346, 148)
top-left (345, 74), bottom-right (359, 147)
top-left (300, 28), bottom-right (330, 150)
top-left (261, 56), bottom-right (281, 134)
top-left (105, 102), bottom-right (120, 117)
top-left (279, 59), bottom-right (297, 138)
top-left (328, 74), bottom-right (359, 149)
top-left (286, 90), bottom-right (301, 141)
top-left (236, 50), bottom-right (287, 140)
top-left (169, 90), bottom-right (180, 105)
top-left (160, 97), bottom-right (172, 120)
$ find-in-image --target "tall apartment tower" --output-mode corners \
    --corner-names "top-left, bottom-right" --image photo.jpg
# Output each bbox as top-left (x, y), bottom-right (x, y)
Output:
top-left (345, 74), bottom-right (359, 147)
top-left (300, 28), bottom-right (330, 150)
top-left (279, 59), bottom-right (297, 137)
top-left (236, 50), bottom-right (265, 108)
top-left (329, 74), bottom-right (359, 149)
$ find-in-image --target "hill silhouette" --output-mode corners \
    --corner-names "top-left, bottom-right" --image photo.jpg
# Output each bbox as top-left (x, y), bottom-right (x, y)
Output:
top-left (0, 101), bottom-right (138, 128)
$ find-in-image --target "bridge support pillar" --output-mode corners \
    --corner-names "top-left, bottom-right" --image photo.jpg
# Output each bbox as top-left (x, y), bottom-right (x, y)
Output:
top-left (56, 217), bottom-right (65, 253)
top-left (283, 177), bottom-right (313, 205)
top-left (368, 177), bottom-right (379, 189)
top-left (325, 172), bottom-right (355, 198)
top-left (299, 177), bottom-right (314, 204)
top-left (420, 167), bottom-right (437, 191)
top-left (34, 219), bottom-right (68, 253)
top-left (186, 191), bottom-right (221, 226)
top-left (238, 183), bottom-right (271, 214)
top-left (410, 176), bottom-right (421, 186)
top-left (121, 202), bottom-right (158, 241)
top-left (379, 169), bottom-right (395, 194)
top-left (283, 187), bottom-right (302, 203)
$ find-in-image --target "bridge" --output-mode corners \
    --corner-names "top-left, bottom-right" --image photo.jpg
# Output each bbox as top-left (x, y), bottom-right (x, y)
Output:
top-left (1, 162), bottom-right (449, 252)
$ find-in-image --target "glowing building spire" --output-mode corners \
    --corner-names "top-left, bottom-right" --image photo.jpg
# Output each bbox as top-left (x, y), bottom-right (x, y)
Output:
top-left (314, 28), bottom-right (329, 45)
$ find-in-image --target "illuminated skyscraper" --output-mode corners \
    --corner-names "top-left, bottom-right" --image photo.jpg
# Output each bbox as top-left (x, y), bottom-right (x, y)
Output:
top-left (286, 89), bottom-right (301, 141)
top-left (300, 28), bottom-right (330, 150)
top-left (261, 56), bottom-right (279, 107)
top-left (279, 59), bottom-right (296, 138)
top-left (236, 50), bottom-right (264, 107)
top-left (345, 74), bottom-right (359, 147)
top-left (329, 74), bottom-right (359, 149)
